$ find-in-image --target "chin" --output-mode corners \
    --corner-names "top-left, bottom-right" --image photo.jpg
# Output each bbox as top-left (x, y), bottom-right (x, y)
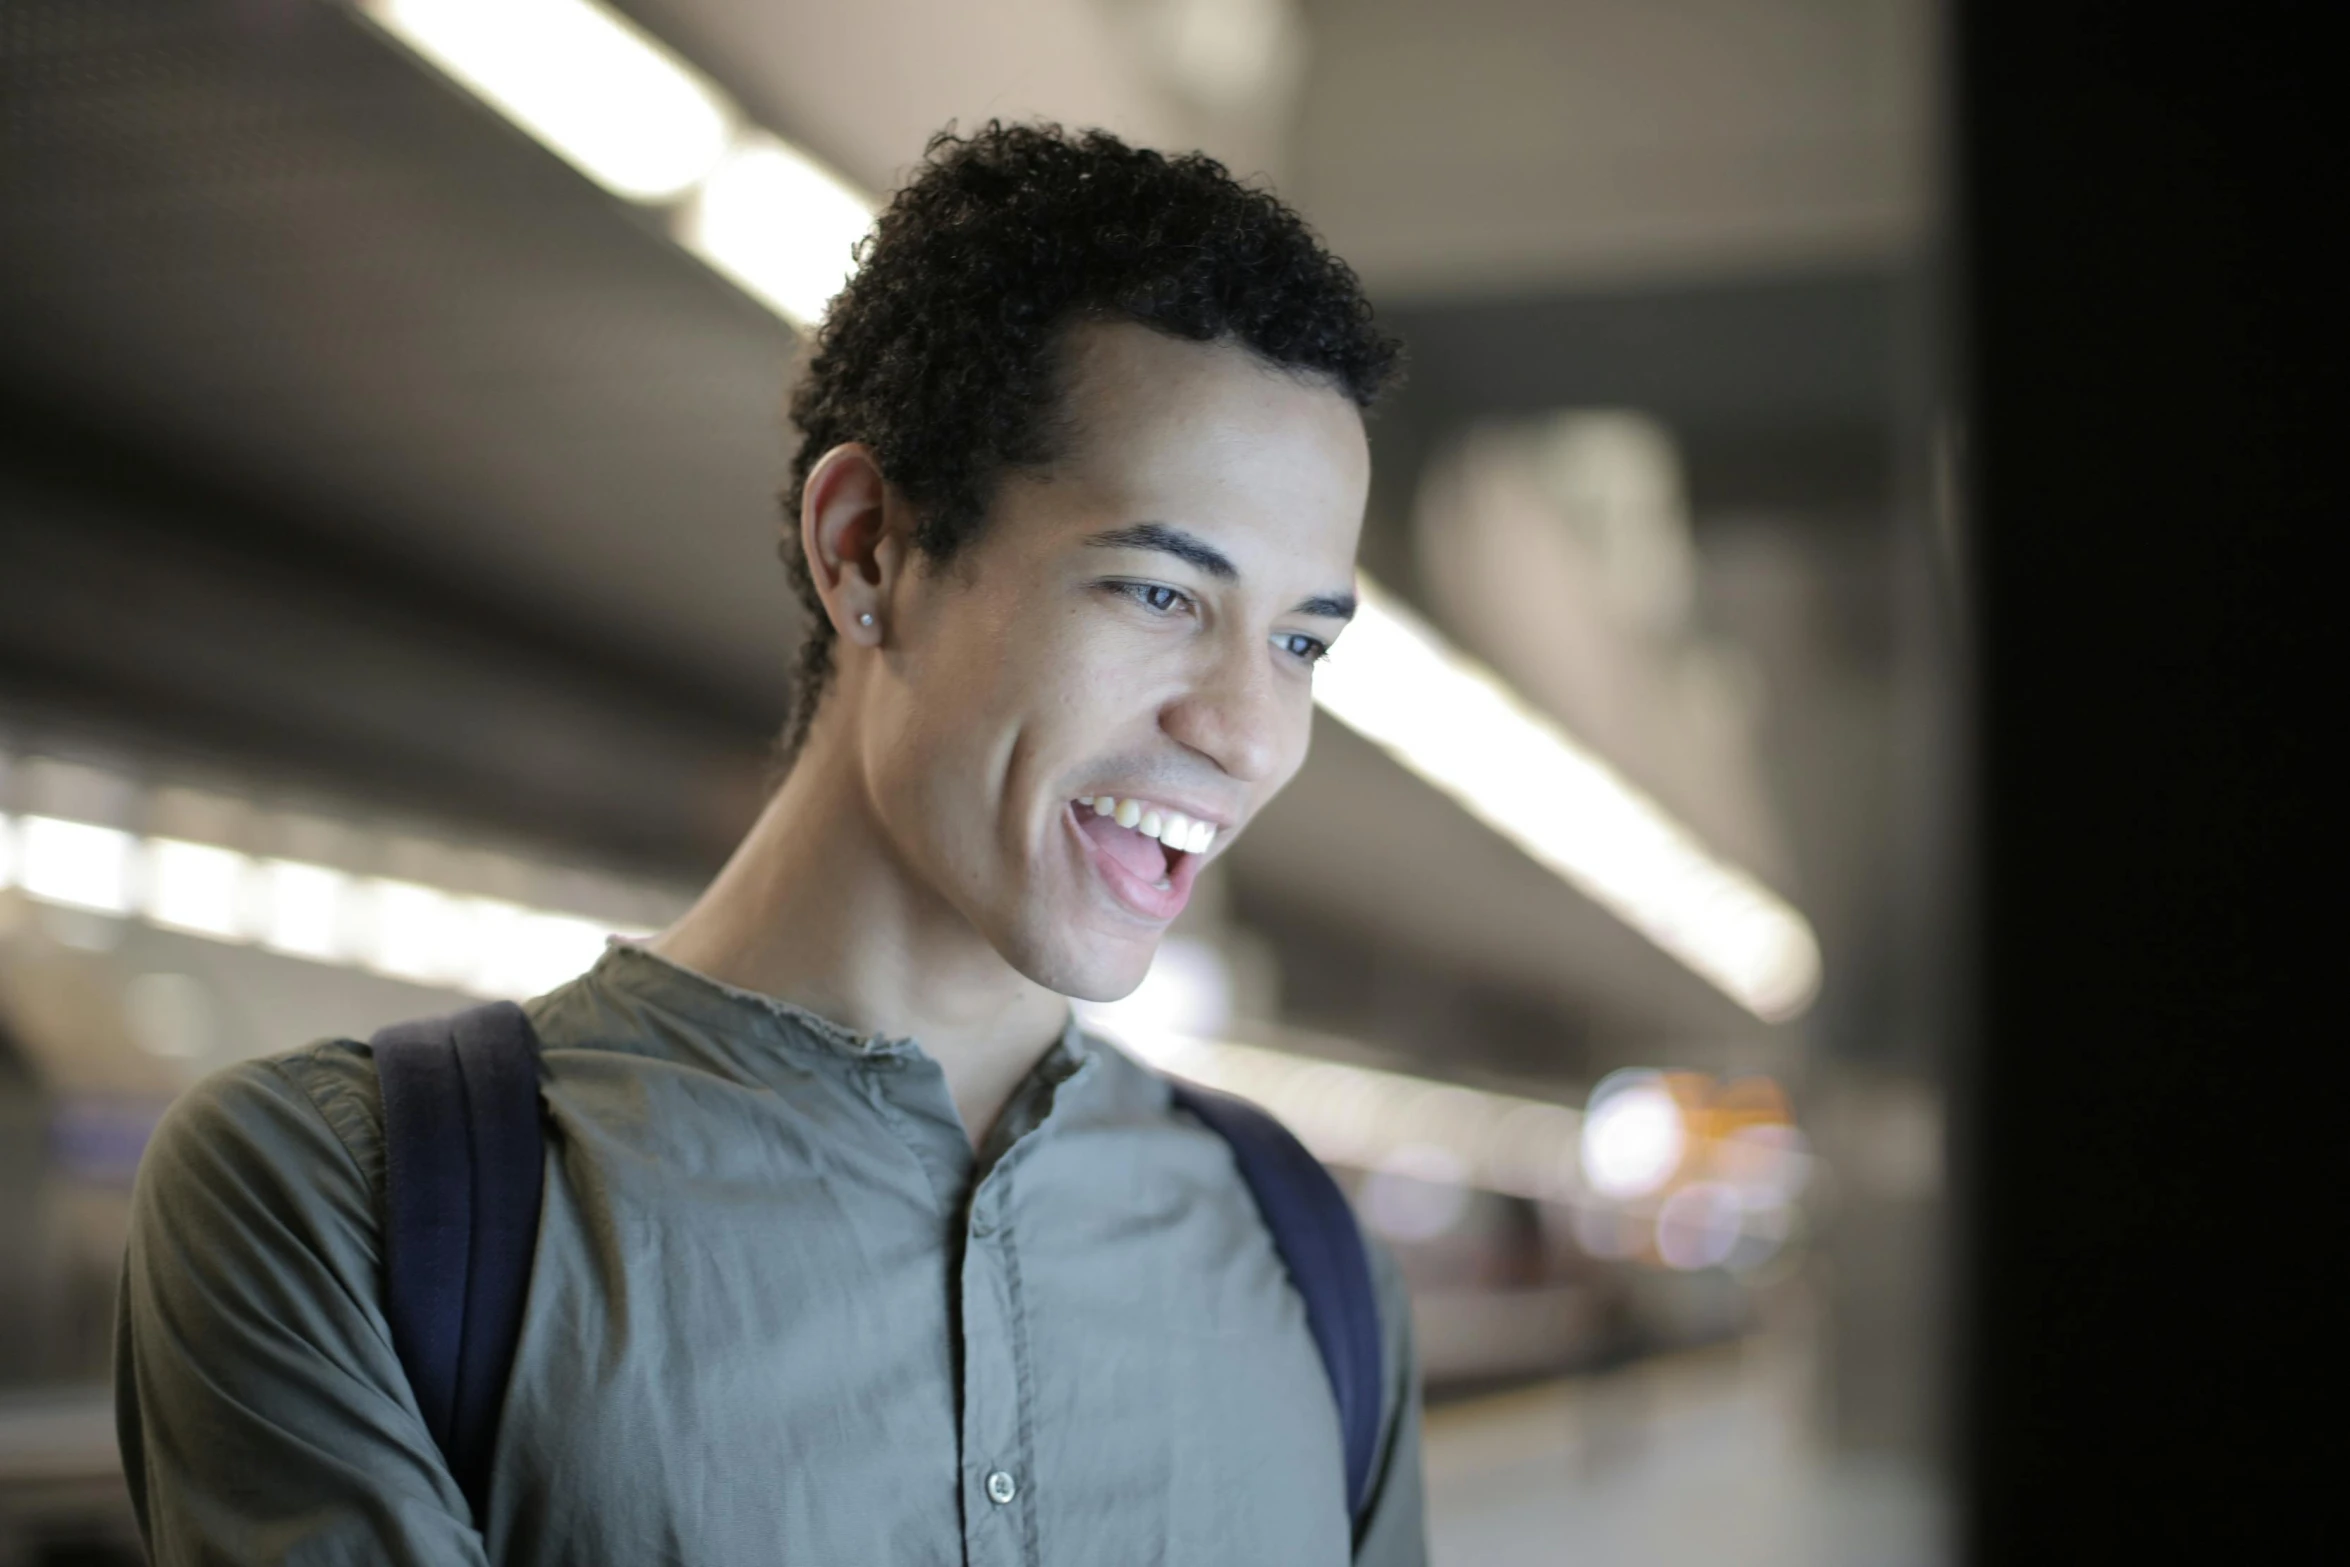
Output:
top-left (1002, 916), bottom-right (1161, 1003)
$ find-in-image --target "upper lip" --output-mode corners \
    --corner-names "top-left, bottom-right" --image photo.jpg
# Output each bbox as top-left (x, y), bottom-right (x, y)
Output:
top-left (1074, 790), bottom-right (1236, 832)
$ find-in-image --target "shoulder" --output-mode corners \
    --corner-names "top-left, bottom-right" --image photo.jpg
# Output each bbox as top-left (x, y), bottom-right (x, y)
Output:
top-left (155, 977), bottom-right (605, 1198)
top-left (125, 1041), bottom-right (399, 1351)
top-left (136, 1039), bottom-right (385, 1237)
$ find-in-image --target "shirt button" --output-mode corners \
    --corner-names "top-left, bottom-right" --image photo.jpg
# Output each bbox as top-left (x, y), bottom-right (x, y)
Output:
top-left (985, 1470), bottom-right (1018, 1505)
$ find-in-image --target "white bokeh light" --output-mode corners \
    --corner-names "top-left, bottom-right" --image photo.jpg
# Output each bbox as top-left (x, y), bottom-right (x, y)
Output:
top-left (1579, 1070), bottom-right (1688, 1199)
top-left (1654, 1181), bottom-right (1746, 1271)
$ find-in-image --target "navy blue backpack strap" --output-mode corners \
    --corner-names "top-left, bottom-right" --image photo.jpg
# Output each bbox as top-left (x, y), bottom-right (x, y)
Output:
top-left (373, 1000), bottom-right (547, 1525)
top-left (1167, 1080), bottom-right (1384, 1533)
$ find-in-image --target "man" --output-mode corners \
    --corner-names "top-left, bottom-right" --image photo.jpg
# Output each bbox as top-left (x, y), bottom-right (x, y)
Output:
top-left (117, 123), bottom-right (1423, 1564)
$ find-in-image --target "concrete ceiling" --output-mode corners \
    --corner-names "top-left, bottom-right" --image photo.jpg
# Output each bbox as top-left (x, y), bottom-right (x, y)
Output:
top-left (1291, 0), bottom-right (1933, 300)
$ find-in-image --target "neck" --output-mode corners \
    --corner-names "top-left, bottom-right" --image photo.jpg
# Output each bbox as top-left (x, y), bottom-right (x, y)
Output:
top-left (650, 727), bottom-right (1068, 1146)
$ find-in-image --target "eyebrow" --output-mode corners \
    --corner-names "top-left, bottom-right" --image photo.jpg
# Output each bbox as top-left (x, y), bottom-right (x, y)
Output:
top-left (1086, 522), bottom-right (1236, 579)
top-left (1085, 522), bottom-right (1358, 621)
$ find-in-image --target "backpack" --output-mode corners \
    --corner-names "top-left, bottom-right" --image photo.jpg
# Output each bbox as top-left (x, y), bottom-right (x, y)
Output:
top-left (372, 1002), bottom-right (1384, 1538)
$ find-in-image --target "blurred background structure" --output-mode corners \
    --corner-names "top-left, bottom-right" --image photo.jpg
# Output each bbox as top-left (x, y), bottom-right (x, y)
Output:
top-left (2, 2), bottom-right (1958, 1561)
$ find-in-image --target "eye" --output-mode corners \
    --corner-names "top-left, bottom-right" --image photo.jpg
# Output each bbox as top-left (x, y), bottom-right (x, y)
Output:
top-left (1275, 631), bottom-right (1331, 664)
top-left (1110, 581), bottom-right (1193, 615)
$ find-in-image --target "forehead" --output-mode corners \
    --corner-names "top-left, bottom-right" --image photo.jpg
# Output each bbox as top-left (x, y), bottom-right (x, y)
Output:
top-left (1032, 320), bottom-right (1371, 568)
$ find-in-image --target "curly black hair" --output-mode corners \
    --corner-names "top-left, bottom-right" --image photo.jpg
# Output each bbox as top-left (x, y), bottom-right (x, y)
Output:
top-left (777, 121), bottom-right (1404, 759)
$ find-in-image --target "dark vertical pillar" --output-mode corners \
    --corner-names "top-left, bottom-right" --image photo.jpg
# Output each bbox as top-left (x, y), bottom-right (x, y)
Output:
top-left (1954, 4), bottom-right (2331, 1557)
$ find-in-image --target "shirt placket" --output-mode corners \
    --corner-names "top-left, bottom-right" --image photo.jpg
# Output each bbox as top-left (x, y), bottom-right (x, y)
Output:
top-left (849, 1029), bottom-right (1092, 1567)
top-left (958, 1161), bottom-right (1036, 1567)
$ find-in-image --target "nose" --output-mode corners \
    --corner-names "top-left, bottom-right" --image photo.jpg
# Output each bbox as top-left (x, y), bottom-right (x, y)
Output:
top-left (1160, 629), bottom-right (1291, 785)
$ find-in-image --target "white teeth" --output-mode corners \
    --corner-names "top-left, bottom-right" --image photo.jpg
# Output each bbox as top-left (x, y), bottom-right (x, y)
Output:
top-left (1084, 796), bottom-right (1219, 853)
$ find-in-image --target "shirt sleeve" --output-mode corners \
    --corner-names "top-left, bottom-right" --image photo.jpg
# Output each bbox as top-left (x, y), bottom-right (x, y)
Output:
top-left (114, 1049), bottom-right (488, 1566)
top-left (1351, 1233), bottom-right (1430, 1566)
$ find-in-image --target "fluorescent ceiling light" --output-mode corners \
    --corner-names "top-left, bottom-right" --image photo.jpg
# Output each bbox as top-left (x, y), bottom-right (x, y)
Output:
top-left (144, 838), bottom-right (252, 940)
top-left (1316, 581), bottom-right (1822, 1020)
top-left (16, 816), bottom-right (136, 916)
top-left (677, 134), bottom-right (875, 329)
top-left (365, 0), bottom-right (876, 328)
top-left (256, 858), bottom-right (354, 962)
top-left (474, 910), bottom-right (613, 999)
top-left (360, 880), bottom-right (603, 997)
top-left (364, 877), bottom-right (474, 987)
top-left (4, 756), bottom-right (659, 1000)
top-left (362, 0), bottom-right (734, 202)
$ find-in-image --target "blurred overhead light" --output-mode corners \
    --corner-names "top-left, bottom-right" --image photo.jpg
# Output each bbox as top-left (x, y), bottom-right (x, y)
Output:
top-left (1315, 581), bottom-right (1823, 1020)
top-left (1, 751), bottom-right (667, 998)
top-left (1579, 1069), bottom-right (1687, 1200)
top-left (15, 816), bottom-right (136, 917)
top-left (256, 858), bottom-right (354, 962)
top-left (144, 838), bottom-right (252, 941)
top-left (364, 877), bottom-right (474, 987)
top-left (677, 134), bottom-right (875, 329)
top-left (361, 0), bottom-right (735, 201)
top-left (474, 910), bottom-right (614, 998)
top-left (359, 0), bottom-right (877, 332)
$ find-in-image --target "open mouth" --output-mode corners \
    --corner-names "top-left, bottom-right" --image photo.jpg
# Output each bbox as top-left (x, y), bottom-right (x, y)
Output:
top-left (1068, 795), bottom-right (1219, 919)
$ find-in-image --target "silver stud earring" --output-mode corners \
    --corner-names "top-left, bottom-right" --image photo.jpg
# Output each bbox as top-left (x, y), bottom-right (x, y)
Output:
top-left (858, 612), bottom-right (874, 628)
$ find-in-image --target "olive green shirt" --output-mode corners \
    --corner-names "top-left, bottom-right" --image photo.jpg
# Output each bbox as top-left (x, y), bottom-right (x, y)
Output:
top-left (115, 943), bottom-right (1426, 1564)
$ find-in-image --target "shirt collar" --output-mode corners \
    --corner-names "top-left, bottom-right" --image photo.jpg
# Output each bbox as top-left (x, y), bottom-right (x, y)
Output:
top-left (588, 937), bottom-right (1096, 1077)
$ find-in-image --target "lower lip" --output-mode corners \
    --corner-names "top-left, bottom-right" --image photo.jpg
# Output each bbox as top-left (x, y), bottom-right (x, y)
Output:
top-left (1065, 803), bottom-right (1202, 923)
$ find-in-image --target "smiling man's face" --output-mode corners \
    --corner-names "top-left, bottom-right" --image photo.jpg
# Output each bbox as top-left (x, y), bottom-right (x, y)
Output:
top-left (856, 319), bottom-right (1371, 1000)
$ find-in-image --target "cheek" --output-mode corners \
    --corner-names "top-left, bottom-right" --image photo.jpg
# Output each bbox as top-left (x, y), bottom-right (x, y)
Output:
top-left (1260, 687), bottom-right (1319, 789)
top-left (877, 614), bottom-right (1081, 853)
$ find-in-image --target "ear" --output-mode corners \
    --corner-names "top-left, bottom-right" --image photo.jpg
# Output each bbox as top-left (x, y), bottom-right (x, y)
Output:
top-left (799, 442), bottom-right (906, 648)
